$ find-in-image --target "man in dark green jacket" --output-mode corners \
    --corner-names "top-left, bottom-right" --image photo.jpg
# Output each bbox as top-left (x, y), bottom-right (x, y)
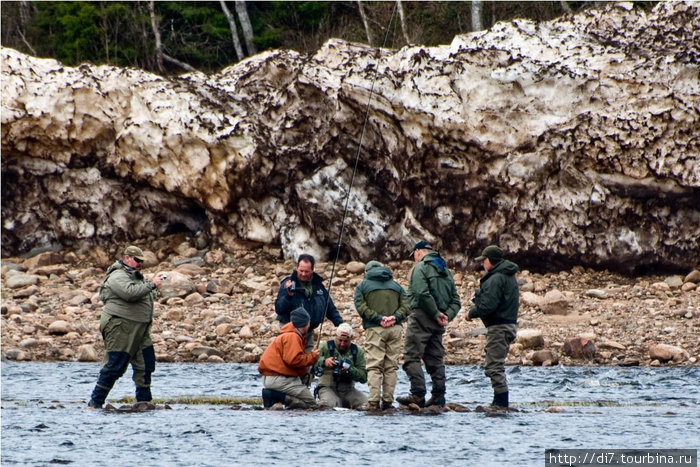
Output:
top-left (87, 245), bottom-right (165, 409)
top-left (397, 241), bottom-right (461, 408)
top-left (354, 260), bottom-right (410, 410)
top-left (468, 245), bottom-right (519, 408)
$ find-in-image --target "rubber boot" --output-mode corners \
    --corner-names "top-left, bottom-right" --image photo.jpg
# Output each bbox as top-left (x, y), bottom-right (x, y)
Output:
top-left (88, 385), bottom-right (110, 409)
top-left (135, 386), bottom-right (152, 402)
top-left (396, 394), bottom-right (425, 407)
top-left (492, 391), bottom-right (509, 408)
top-left (262, 388), bottom-right (287, 408)
top-left (425, 394), bottom-right (446, 407)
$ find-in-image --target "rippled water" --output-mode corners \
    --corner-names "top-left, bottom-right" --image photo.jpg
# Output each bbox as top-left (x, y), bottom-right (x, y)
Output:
top-left (2, 363), bottom-right (699, 466)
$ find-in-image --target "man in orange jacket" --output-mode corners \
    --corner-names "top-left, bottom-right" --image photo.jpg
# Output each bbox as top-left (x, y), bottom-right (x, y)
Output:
top-left (258, 307), bottom-right (320, 409)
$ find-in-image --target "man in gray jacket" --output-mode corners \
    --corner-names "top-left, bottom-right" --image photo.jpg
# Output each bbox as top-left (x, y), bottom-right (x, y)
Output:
top-left (87, 245), bottom-right (165, 409)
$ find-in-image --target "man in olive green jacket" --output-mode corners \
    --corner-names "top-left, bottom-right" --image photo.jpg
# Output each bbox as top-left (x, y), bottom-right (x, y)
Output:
top-left (87, 245), bottom-right (165, 409)
top-left (354, 260), bottom-right (410, 410)
top-left (397, 241), bottom-right (461, 408)
top-left (314, 323), bottom-right (368, 409)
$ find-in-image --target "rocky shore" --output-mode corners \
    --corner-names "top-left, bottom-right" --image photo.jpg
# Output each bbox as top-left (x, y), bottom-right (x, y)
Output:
top-left (2, 234), bottom-right (699, 367)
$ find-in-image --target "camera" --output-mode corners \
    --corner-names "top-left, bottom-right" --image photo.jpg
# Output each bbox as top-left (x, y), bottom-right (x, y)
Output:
top-left (331, 358), bottom-right (352, 379)
top-left (162, 274), bottom-right (167, 281)
top-left (288, 281), bottom-right (296, 292)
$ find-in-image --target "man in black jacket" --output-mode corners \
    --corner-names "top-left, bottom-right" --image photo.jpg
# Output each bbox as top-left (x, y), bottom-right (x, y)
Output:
top-left (468, 245), bottom-right (519, 408)
top-left (275, 253), bottom-right (343, 351)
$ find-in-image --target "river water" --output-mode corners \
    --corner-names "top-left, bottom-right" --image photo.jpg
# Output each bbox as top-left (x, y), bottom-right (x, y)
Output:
top-left (2, 362), bottom-right (698, 467)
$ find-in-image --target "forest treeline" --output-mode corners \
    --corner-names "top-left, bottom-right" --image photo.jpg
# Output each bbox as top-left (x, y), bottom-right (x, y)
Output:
top-left (1, 1), bottom-right (657, 75)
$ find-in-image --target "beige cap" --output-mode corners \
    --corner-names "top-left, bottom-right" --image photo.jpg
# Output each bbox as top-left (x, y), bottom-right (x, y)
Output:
top-left (336, 323), bottom-right (354, 338)
top-left (124, 245), bottom-right (145, 260)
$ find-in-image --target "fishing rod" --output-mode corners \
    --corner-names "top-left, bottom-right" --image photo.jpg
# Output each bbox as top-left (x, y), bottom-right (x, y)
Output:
top-left (315, 2), bottom-right (399, 348)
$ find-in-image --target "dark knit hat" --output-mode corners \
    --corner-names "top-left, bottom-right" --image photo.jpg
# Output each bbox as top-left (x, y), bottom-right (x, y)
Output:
top-left (475, 245), bottom-right (504, 263)
top-left (290, 307), bottom-right (310, 328)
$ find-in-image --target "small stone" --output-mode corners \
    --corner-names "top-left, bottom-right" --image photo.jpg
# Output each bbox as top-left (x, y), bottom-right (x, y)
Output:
top-left (48, 320), bottom-right (71, 335)
top-left (586, 289), bottom-right (609, 299)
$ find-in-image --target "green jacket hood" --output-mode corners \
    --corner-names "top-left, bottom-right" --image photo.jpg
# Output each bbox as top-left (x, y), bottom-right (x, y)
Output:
top-left (490, 259), bottom-right (519, 276)
top-left (364, 264), bottom-right (394, 282)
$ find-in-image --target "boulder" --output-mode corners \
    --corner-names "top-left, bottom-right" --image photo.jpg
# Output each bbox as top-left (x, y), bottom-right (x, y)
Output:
top-left (516, 329), bottom-right (544, 350)
top-left (48, 320), bottom-right (71, 335)
top-left (346, 261), bottom-right (366, 274)
top-left (4, 272), bottom-right (40, 289)
top-left (648, 343), bottom-right (689, 363)
top-left (664, 276), bottom-right (684, 289)
top-left (520, 292), bottom-right (542, 307)
top-left (77, 344), bottom-right (99, 362)
top-left (684, 270), bottom-right (700, 284)
top-left (541, 290), bottom-right (571, 315)
top-left (563, 337), bottom-right (596, 359)
top-left (531, 350), bottom-right (559, 366)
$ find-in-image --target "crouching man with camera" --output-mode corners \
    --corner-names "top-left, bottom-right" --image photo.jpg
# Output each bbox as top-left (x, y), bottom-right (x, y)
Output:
top-left (314, 323), bottom-right (368, 409)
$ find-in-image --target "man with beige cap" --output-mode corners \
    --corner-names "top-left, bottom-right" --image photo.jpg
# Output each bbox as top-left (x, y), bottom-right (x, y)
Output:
top-left (314, 323), bottom-right (368, 409)
top-left (87, 245), bottom-right (165, 409)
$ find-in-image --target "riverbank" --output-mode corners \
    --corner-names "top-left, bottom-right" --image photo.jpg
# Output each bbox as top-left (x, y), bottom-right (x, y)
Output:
top-left (2, 235), bottom-right (699, 366)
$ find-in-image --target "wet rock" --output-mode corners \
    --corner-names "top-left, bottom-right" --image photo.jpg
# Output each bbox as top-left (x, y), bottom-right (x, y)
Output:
top-left (191, 346), bottom-right (223, 358)
top-left (207, 355), bottom-right (225, 363)
top-left (4, 349), bottom-right (27, 360)
top-left (77, 344), bottom-right (99, 362)
top-left (532, 350), bottom-right (559, 366)
top-left (648, 344), bottom-right (689, 363)
top-left (598, 339), bottom-right (626, 351)
top-left (563, 337), bottom-right (596, 359)
top-left (516, 329), bottom-right (545, 350)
